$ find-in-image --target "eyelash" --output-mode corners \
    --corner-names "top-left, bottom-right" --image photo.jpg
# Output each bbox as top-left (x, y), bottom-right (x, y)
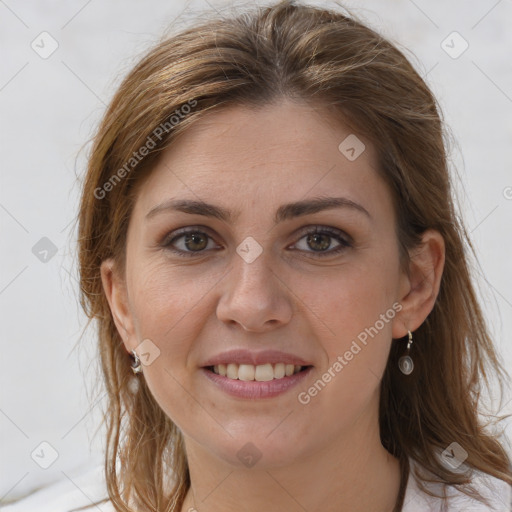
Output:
top-left (160, 225), bottom-right (352, 258)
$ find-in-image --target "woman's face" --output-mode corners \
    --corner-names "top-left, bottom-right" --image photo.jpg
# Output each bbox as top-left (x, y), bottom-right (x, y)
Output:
top-left (104, 100), bottom-right (414, 469)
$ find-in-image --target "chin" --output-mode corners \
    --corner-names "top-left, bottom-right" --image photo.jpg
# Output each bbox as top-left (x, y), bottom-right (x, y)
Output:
top-left (198, 429), bottom-right (310, 470)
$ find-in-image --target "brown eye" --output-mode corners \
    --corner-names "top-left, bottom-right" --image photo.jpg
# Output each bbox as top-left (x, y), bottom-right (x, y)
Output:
top-left (305, 233), bottom-right (332, 252)
top-left (292, 226), bottom-right (352, 257)
top-left (162, 228), bottom-right (219, 257)
top-left (182, 232), bottom-right (208, 251)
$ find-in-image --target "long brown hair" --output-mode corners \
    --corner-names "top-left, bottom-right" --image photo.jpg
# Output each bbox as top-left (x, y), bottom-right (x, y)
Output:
top-left (75, 1), bottom-right (511, 510)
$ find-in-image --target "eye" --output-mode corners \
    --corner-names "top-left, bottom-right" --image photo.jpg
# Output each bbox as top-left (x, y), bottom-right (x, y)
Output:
top-left (291, 226), bottom-right (352, 257)
top-left (160, 225), bottom-right (352, 258)
top-left (161, 227), bottom-right (219, 257)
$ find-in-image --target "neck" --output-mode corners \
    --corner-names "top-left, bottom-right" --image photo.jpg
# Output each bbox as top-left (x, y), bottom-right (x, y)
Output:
top-left (180, 412), bottom-right (402, 512)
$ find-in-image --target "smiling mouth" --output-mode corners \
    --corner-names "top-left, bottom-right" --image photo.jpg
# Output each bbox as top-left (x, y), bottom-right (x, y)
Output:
top-left (205, 363), bottom-right (312, 381)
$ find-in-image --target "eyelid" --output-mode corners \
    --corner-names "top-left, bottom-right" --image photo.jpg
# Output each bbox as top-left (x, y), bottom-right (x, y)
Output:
top-left (295, 225), bottom-right (353, 245)
top-left (160, 224), bottom-right (216, 246)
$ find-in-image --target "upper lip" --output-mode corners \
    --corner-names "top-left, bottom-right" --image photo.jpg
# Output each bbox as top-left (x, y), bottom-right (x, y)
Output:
top-left (201, 349), bottom-right (313, 367)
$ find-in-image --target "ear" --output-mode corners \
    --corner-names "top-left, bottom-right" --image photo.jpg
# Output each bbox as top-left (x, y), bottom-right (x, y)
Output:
top-left (100, 258), bottom-right (136, 354)
top-left (392, 229), bottom-right (445, 338)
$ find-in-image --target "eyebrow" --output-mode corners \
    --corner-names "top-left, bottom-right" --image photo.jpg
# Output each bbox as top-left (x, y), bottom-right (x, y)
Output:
top-left (145, 196), bottom-right (371, 224)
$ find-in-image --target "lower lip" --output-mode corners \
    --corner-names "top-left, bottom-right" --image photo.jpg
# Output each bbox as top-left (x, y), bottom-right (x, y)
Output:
top-left (201, 366), bottom-right (313, 399)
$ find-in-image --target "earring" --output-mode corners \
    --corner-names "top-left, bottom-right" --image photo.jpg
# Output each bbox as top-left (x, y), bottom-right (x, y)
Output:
top-left (398, 330), bottom-right (414, 375)
top-left (131, 349), bottom-right (143, 374)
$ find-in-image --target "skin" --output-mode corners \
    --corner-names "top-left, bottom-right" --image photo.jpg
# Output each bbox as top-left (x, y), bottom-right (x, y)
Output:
top-left (101, 99), bottom-right (445, 512)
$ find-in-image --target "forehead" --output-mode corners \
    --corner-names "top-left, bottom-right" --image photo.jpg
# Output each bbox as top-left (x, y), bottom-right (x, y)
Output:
top-left (132, 100), bottom-right (389, 221)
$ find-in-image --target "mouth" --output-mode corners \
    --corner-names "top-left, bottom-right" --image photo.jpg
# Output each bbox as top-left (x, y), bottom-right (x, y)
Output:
top-left (201, 363), bottom-right (314, 399)
top-left (200, 349), bottom-right (314, 398)
top-left (204, 363), bottom-right (312, 381)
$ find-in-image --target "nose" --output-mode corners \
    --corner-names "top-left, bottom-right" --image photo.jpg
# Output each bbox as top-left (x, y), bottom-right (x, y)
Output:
top-left (215, 248), bottom-right (294, 332)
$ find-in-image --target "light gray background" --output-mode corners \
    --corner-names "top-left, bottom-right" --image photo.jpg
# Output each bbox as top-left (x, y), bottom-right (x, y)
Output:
top-left (1, 0), bottom-right (511, 504)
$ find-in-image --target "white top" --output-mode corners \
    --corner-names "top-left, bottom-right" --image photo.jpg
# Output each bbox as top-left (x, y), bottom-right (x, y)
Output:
top-left (402, 460), bottom-right (512, 511)
top-left (2, 460), bottom-right (510, 512)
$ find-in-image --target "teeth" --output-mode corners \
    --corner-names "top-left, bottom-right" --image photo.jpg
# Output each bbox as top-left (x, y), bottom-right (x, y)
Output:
top-left (211, 363), bottom-right (305, 381)
top-left (274, 363), bottom-right (285, 379)
top-left (238, 364), bottom-right (255, 381)
top-left (255, 364), bottom-right (274, 381)
top-left (227, 363), bottom-right (238, 379)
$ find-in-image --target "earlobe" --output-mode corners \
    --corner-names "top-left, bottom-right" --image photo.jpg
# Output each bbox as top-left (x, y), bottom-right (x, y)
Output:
top-left (100, 258), bottom-right (135, 352)
top-left (392, 229), bottom-right (445, 338)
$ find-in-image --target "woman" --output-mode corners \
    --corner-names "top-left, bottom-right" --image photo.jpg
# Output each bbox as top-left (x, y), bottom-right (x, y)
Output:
top-left (54, 0), bottom-right (512, 510)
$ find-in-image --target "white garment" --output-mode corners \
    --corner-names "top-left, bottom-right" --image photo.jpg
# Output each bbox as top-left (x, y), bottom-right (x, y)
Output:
top-left (0, 464), bottom-right (114, 512)
top-left (402, 460), bottom-right (512, 512)
top-left (2, 460), bottom-right (510, 512)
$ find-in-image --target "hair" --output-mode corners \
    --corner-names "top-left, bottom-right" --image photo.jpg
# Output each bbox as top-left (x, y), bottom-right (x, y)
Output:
top-left (74, 1), bottom-right (512, 511)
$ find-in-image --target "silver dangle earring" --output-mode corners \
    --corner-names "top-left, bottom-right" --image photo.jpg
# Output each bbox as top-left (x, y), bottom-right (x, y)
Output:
top-left (398, 330), bottom-right (414, 375)
top-left (131, 349), bottom-right (143, 374)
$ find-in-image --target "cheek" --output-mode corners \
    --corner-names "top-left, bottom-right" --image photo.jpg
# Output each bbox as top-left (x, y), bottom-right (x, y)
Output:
top-left (126, 263), bottom-right (207, 430)
top-left (128, 259), bottom-right (204, 335)
top-left (300, 247), bottom-right (400, 402)
top-left (306, 245), bottom-right (400, 344)
top-left (126, 262), bottom-right (202, 394)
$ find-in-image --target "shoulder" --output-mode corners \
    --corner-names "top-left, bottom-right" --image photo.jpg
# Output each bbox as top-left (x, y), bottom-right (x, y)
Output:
top-left (1, 464), bottom-right (114, 512)
top-left (402, 459), bottom-right (512, 512)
